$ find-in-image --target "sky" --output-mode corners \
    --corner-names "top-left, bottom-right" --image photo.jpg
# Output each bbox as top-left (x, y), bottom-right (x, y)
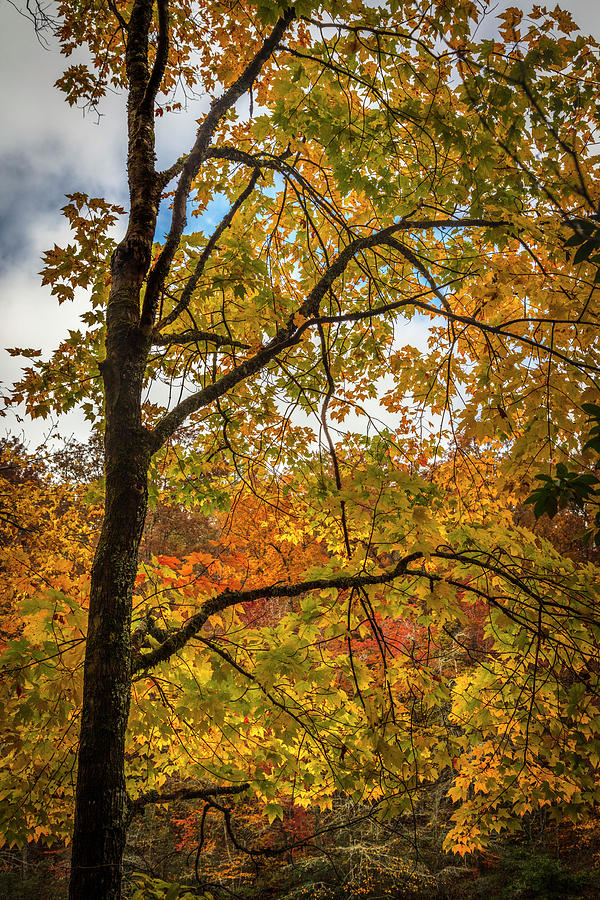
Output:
top-left (1, 0), bottom-right (600, 449)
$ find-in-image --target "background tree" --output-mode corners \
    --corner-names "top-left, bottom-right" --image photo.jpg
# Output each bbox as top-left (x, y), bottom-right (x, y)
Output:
top-left (4, 1), bottom-right (600, 899)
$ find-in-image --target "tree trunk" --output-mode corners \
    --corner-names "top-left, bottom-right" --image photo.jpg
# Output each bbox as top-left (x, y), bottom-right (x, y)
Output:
top-left (68, 461), bottom-right (147, 899)
top-left (69, 241), bottom-right (153, 900)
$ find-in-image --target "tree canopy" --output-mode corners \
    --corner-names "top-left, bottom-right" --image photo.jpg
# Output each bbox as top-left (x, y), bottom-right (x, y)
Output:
top-left (3, 1), bottom-right (600, 899)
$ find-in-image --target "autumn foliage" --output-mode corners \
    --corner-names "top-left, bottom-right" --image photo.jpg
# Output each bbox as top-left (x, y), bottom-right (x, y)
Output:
top-left (3, 0), bottom-right (600, 898)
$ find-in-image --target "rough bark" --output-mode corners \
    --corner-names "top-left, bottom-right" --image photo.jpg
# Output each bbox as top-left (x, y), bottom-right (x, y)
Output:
top-left (68, 256), bottom-right (153, 899)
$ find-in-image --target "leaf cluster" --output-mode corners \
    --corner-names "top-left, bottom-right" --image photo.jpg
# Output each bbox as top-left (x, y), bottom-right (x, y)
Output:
top-left (564, 219), bottom-right (600, 282)
top-left (524, 403), bottom-right (600, 543)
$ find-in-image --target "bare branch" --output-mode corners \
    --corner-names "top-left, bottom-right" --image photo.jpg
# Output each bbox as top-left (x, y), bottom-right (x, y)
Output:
top-left (5, 0), bottom-right (57, 41)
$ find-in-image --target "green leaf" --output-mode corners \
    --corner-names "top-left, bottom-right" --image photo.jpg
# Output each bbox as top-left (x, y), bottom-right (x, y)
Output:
top-left (574, 240), bottom-right (599, 264)
top-left (265, 801), bottom-right (284, 824)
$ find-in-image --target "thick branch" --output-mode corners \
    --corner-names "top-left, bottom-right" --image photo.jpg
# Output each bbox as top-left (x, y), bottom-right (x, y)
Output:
top-left (139, 0), bottom-right (169, 118)
top-left (132, 551), bottom-right (423, 672)
top-left (125, 0), bottom-right (153, 110)
top-left (132, 541), bottom-right (588, 676)
top-left (114, 0), bottom-right (163, 277)
top-left (129, 783), bottom-right (249, 820)
top-left (140, 7), bottom-right (296, 332)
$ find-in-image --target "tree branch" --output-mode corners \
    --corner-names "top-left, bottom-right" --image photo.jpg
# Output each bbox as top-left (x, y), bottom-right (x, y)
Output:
top-left (113, 0), bottom-right (162, 274)
top-left (139, 0), bottom-right (169, 118)
top-left (125, 0), bottom-right (154, 109)
top-left (158, 153), bottom-right (188, 188)
top-left (282, 287), bottom-right (599, 376)
top-left (147, 222), bottom-right (399, 449)
top-left (196, 636), bottom-right (327, 742)
top-left (131, 536), bottom-right (589, 676)
top-left (147, 217), bottom-right (505, 452)
top-left (155, 168), bottom-right (261, 332)
top-left (205, 144), bottom-right (349, 229)
top-left (140, 7), bottom-right (296, 332)
top-left (108, 0), bottom-right (129, 31)
top-left (383, 235), bottom-right (453, 313)
top-left (152, 329), bottom-right (250, 349)
top-left (405, 299), bottom-right (600, 374)
top-left (128, 782), bottom-right (250, 820)
top-left (132, 551), bottom-right (423, 672)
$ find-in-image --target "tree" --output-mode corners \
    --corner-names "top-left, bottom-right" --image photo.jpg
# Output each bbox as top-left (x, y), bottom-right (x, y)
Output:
top-left (5, 1), bottom-right (600, 898)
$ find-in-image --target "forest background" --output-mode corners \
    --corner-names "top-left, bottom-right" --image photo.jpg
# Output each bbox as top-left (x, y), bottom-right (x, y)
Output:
top-left (3, 1), bottom-right (600, 899)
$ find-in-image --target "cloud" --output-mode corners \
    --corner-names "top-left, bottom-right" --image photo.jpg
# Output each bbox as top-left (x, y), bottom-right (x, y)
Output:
top-left (0, 7), bottom-right (126, 445)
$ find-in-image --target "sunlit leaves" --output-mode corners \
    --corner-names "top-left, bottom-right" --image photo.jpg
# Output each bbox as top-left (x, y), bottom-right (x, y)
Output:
top-left (0, 443), bottom-right (99, 846)
top-left (7, 0), bottom-right (600, 867)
